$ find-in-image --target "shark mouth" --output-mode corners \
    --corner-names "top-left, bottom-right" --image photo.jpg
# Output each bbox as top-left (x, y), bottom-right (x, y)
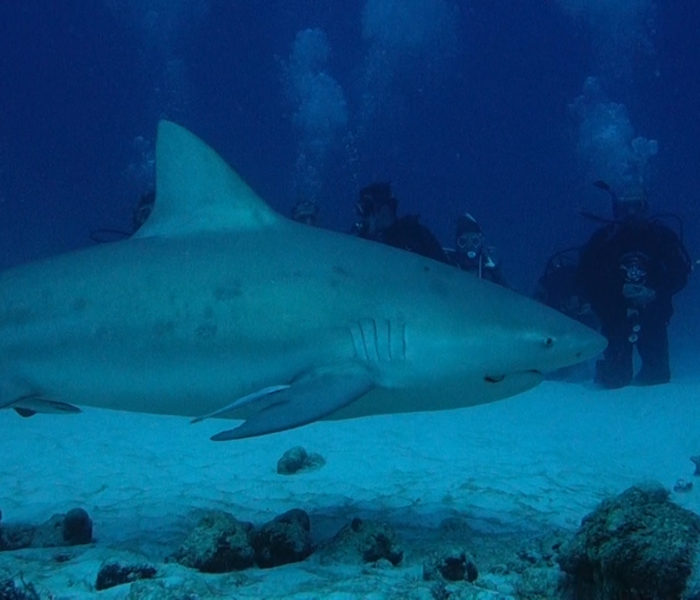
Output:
top-left (484, 369), bottom-right (543, 384)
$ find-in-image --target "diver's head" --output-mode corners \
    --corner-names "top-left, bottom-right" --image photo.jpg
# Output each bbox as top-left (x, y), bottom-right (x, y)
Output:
top-left (613, 187), bottom-right (649, 222)
top-left (455, 212), bottom-right (484, 260)
top-left (291, 199), bottom-right (319, 226)
top-left (354, 182), bottom-right (398, 237)
top-left (133, 191), bottom-right (155, 232)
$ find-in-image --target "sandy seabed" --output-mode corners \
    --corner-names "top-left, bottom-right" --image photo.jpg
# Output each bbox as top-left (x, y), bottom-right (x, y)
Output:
top-left (2, 378), bottom-right (699, 598)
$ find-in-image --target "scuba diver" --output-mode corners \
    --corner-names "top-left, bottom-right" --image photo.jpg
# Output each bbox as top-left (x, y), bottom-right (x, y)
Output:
top-left (290, 199), bottom-right (320, 226)
top-left (576, 182), bottom-right (692, 388)
top-left (534, 246), bottom-right (598, 382)
top-left (90, 190), bottom-right (154, 243)
top-left (132, 190), bottom-right (154, 232)
top-left (445, 212), bottom-right (507, 285)
top-left (353, 182), bottom-right (449, 263)
top-left (534, 247), bottom-right (596, 328)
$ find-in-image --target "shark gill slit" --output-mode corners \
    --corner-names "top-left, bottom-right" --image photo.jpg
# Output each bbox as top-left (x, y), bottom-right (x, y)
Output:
top-left (348, 321), bottom-right (369, 362)
top-left (363, 319), bottom-right (380, 362)
top-left (401, 321), bottom-right (407, 361)
top-left (386, 319), bottom-right (392, 361)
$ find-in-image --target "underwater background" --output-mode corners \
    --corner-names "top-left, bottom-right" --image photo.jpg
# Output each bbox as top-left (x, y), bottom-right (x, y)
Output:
top-left (1, 1), bottom-right (698, 284)
top-left (2, 3), bottom-right (700, 598)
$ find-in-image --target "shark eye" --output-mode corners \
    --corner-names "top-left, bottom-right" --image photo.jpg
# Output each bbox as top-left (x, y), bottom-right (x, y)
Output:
top-left (543, 336), bottom-right (555, 348)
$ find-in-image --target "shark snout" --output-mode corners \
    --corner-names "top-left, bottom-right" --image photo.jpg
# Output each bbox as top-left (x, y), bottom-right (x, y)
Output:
top-left (543, 322), bottom-right (607, 371)
top-left (578, 330), bottom-right (608, 360)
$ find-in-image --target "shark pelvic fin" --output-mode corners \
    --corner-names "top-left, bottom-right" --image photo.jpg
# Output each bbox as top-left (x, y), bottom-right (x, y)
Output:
top-left (135, 120), bottom-right (282, 238)
top-left (4, 395), bottom-right (81, 417)
top-left (210, 364), bottom-right (374, 441)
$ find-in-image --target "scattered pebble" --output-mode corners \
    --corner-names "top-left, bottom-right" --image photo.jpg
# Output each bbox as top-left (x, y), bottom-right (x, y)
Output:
top-left (95, 561), bottom-right (157, 591)
top-left (172, 511), bottom-right (255, 573)
top-left (277, 446), bottom-right (326, 475)
top-left (319, 517), bottom-right (403, 566)
top-left (423, 547), bottom-right (478, 583)
top-left (673, 478), bottom-right (693, 493)
top-left (253, 508), bottom-right (313, 568)
top-left (690, 455), bottom-right (700, 476)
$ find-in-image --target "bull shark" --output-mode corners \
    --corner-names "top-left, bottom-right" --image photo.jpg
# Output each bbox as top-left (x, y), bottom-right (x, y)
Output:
top-left (0, 121), bottom-right (606, 440)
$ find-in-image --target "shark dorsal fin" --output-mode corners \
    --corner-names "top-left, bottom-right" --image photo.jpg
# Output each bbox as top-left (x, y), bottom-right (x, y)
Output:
top-left (135, 120), bottom-right (280, 237)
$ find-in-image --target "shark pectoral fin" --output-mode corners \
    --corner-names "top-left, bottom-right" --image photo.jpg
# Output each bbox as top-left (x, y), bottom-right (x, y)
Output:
top-left (4, 395), bottom-right (81, 417)
top-left (210, 364), bottom-right (374, 441)
top-left (190, 384), bottom-right (291, 423)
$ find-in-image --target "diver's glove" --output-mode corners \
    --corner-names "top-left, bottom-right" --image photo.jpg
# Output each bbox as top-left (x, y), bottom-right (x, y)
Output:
top-left (623, 283), bottom-right (656, 306)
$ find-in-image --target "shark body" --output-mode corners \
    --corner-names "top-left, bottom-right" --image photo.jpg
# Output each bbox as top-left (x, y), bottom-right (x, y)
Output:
top-left (0, 122), bottom-right (605, 439)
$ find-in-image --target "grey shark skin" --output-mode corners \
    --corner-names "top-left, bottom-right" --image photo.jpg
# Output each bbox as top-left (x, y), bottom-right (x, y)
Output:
top-left (0, 121), bottom-right (606, 440)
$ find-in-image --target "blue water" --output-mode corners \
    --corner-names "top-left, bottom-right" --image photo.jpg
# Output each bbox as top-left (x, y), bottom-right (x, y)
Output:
top-left (1, 2), bottom-right (697, 281)
top-left (0, 1), bottom-right (697, 328)
top-left (1, 4), bottom-right (699, 596)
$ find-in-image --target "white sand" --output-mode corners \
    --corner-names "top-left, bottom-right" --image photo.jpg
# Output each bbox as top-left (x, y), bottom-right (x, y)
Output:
top-left (2, 374), bottom-right (699, 598)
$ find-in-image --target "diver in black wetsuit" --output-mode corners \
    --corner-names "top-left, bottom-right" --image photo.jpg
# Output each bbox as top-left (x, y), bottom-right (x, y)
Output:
top-left (445, 212), bottom-right (507, 285)
top-left (132, 190), bottom-right (155, 232)
top-left (353, 182), bottom-right (449, 264)
top-left (534, 247), bottom-right (596, 327)
top-left (576, 186), bottom-right (691, 388)
top-left (89, 190), bottom-right (155, 243)
top-left (291, 199), bottom-right (320, 226)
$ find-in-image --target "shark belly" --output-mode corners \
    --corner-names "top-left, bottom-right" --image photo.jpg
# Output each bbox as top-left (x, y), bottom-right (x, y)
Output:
top-left (329, 370), bottom-right (544, 420)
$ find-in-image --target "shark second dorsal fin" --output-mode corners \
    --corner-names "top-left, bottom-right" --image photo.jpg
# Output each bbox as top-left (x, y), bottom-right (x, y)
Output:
top-left (135, 121), bottom-right (280, 238)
